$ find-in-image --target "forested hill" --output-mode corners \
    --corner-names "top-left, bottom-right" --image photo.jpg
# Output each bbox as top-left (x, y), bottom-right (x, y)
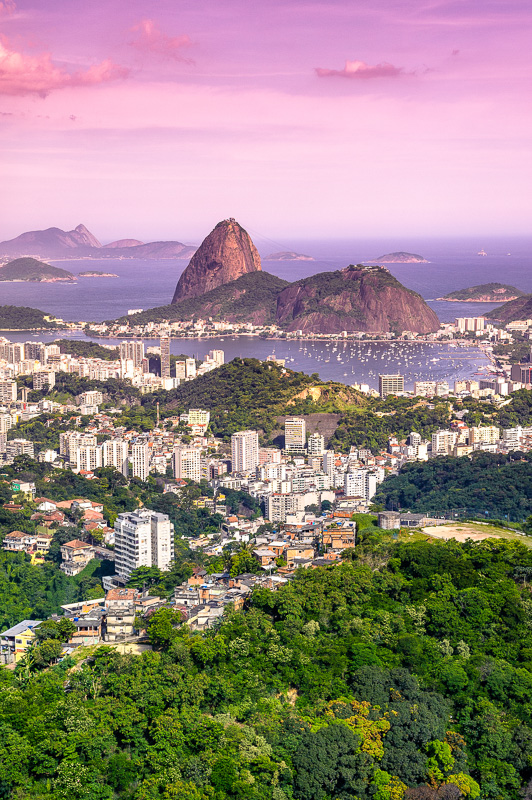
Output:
top-left (375, 450), bottom-right (532, 521)
top-left (3, 538), bottom-right (532, 797)
top-left (0, 305), bottom-right (60, 329)
top-left (163, 358), bottom-right (366, 439)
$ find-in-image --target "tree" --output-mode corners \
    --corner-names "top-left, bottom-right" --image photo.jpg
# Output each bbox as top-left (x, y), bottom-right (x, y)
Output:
top-left (292, 724), bottom-right (372, 800)
top-left (32, 638), bottom-right (63, 667)
top-left (146, 608), bottom-right (183, 649)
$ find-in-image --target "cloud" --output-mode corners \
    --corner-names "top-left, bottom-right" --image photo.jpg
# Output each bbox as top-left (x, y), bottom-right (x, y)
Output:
top-left (0, 37), bottom-right (129, 97)
top-left (130, 19), bottom-right (193, 63)
top-left (0, 0), bottom-right (16, 17)
top-left (316, 59), bottom-right (404, 79)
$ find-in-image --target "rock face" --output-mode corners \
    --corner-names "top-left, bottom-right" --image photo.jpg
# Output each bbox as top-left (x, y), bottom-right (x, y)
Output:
top-left (172, 219), bottom-right (261, 303)
top-left (275, 265), bottom-right (440, 334)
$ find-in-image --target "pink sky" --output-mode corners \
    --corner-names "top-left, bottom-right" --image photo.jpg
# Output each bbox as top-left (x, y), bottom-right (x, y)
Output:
top-left (0, 0), bottom-right (531, 242)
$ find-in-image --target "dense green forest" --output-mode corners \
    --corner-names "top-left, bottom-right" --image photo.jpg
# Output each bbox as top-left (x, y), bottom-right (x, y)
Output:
top-left (374, 451), bottom-right (532, 521)
top-left (0, 305), bottom-right (60, 329)
top-left (2, 537), bottom-right (532, 798)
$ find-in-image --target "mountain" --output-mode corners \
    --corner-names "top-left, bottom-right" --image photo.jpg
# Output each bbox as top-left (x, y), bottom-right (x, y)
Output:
top-left (0, 225), bottom-right (195, 260)
top-left (0, 224), bottom-right (101, 257)
top-left (367, 252), bottom-right (428, 263)
top-left (275, 265), bottom-right (440, 334)
top-left (103, 239), bottom-right (144, 248)
top-left (119, 272), bottom-right (288, 326)
top-left (119, 241), bottom-right (195, 259)
top-left (125, 262), bottom-right (438, 335)
top-left (438, 283), bottom-right (525, 302)
top-left (172, 218), bottom-right (262, 302)
top-left (266, 251), bottom-right (314, 261)
top-left (486, 295), bottom-right (532, 323)
top-left (0, 258), bottom-right (75, 282)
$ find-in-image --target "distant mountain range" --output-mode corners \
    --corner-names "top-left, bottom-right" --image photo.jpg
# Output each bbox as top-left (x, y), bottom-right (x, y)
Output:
top-left (0, 224), bottom-right (197, 260)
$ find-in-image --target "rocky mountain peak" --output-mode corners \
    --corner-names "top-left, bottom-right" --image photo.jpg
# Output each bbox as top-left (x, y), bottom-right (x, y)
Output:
top-left (172, 218), bottom-right (261, 303)
top-left (72, 224), bottom-right (101, 248)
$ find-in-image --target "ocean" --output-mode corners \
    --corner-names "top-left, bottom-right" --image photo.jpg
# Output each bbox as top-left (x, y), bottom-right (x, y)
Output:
top-left (1, 235), bottom-right (530, 388)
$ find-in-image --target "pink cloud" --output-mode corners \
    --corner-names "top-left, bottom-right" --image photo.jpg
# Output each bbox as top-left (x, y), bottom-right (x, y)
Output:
top-left (0, 37), bottom-right (129, 97)
top-left (316, 59), bottom-right (404, 79)
top-left (0, 0), bottom-right (16, 17)
top-left (129, 19), bottom-right (193, 63)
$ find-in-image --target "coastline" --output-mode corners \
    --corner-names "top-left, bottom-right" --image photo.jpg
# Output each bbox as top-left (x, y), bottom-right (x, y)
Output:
top-left (436, 297), bottom-right (517, 303)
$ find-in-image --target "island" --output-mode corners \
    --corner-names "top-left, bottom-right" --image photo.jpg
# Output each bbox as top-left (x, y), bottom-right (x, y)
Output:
top-left (0, 257), bottom-right (75, 282)
top-left (265, 251), bottom-right (315, 261)
top-left (367, 252), bottom-right (429, 264)
top-left (77, 271), bottom-right (119, 278)
top-left (437, 283), bottom-right (526, 302)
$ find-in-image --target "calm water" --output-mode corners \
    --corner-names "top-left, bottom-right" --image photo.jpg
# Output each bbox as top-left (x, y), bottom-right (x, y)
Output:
top-left (5, 330), bottom-right (490, 391)
top-left (1, 235), bottom-right (529, 388)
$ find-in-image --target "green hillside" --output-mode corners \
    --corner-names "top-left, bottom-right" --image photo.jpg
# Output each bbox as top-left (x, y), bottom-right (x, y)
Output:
top-left (0, 305), bottom-right (60, 329)
top-left (163, 357), bottom-right (366, 439)
top-left (487, 294), bottom-right (532, 323)
top-left (0, 257), bottom-right (75, 282)
top-left (114, 271), bottom-right (289, 325)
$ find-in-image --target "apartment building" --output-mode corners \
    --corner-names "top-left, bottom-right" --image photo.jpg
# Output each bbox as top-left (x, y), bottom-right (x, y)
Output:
top-left (114, 510), bottom-right (174, 580)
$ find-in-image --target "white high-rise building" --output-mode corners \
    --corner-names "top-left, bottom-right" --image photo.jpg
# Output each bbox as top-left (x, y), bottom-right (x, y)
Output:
top-left (284, 417), bottom-right (306, 453)
top-left (114, 510), bottom-right (174, 579)
top-left (0, 380), bottom-right (17, 404)
top-left (173, 445), bottom-right (201, 482)
top-left (431, 430), bottom-right (458, 456)
top-left (103, 439), bottom-right (129, 476)
top-left (344, 470), bottom-right (378, 501)
top-left (131, 442), bottom-right (149, 481)
top-left (322, 450), bottom-right (336, 478)
top-left (119, 340), bottom-right (145, 367)
top-left (307, 432), bottom-right (325, 456)
top-left (208, 349), bottom-right (224, 366)
top-left (188, 409), bottom-right (210, 429)
top-left (59, 432), bottom-right (97, 467)
top-left (231, 430), bottom-right (259, 473)
top-left (160, 336), bottom-right (171, 379)
top-left (185, 358), bottom-right (196, 379)
top-left (76, 445), bottom-right (103, 473)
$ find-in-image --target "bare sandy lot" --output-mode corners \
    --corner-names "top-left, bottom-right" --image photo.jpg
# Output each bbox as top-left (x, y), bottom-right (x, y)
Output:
top-left (422, 523), bottom-right (531, 546)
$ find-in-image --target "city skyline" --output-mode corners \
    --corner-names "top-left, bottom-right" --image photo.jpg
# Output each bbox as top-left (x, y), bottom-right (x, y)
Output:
top-left (1, 0), bottom-right (530, 241)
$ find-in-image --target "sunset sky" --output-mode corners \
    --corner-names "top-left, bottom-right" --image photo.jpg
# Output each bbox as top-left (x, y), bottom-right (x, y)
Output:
top-left (0, 0), bottom-right (530, 242)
